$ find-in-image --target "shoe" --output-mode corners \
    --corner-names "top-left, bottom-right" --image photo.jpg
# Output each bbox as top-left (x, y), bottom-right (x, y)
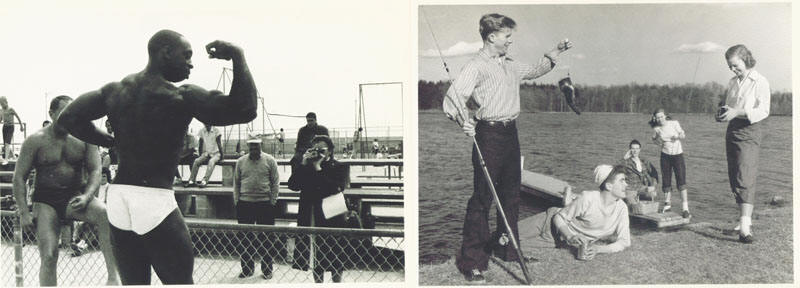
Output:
top-left (739, 234), bottom-right (754, 244)
top-left (184, 181), bottom-right (196, 188)
top-left (238, 272), bottom-right (252, 278)
top-left (661, 203), bottom-right (671, 213)
top-left (464, 269), bottom-right (486, 284)
top-left (681, 210), bottom-right (691, 218)
top-left (261, 273), bottom-right (272, 280)
top-left (198, 180), bottom-right (208, 188)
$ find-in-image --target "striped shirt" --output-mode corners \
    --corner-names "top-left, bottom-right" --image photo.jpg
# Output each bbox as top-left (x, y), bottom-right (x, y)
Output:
top-left (724, 70), bottom-right (770, 124)
top-left (443, 49), bottom-right (555, 122)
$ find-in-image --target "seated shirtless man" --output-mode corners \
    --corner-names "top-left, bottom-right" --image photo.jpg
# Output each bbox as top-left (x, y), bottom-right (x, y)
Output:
top-left (13, 95), bottom-right (119, 286)
top-left (56, 29), bottom-right (258, 285)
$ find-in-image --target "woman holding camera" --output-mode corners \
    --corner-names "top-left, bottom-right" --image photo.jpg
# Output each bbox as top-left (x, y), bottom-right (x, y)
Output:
top-left (288, 135), bottom-right (348, 282)
top-left (717, 45), bottom-right (770, 244)
top-left (649, 108), bottom-right (690, 218)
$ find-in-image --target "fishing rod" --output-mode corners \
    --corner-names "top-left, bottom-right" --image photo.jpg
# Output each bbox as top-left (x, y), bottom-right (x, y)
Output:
top-left (421, 8), bottom-right (533, 285)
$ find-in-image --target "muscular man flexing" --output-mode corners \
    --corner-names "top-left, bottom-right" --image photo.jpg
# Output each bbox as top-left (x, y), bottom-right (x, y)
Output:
top-left (56, 29), bottom-right (258, 285)
top-left (13, 95), bottom-right (118, 286)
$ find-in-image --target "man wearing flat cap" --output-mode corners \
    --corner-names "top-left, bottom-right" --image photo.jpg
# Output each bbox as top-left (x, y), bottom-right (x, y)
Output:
top-left (233, 134), bottom-right (280, 279)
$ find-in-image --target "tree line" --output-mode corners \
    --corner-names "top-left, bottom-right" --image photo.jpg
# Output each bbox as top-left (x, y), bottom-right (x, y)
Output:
top-left (419, 80), bottom-right (792, 115)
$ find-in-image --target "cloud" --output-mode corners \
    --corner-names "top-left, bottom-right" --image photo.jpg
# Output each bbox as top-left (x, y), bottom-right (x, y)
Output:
top-left (420, 41), bottom-right (482, 57)
top-left (676, 41), bottom-right (725, 53)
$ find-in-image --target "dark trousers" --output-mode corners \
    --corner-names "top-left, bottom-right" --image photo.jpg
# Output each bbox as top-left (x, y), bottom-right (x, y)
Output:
top-left (110, 209), bottom-right (194, 285)
top-left (659, 152), bottom-right (687, 192)
top-left (236, 201), bottom-right (277, 276)
top-left (456, 121), bottom-right (521, 273)
top-left (726, 118), bottom-right (763, 204)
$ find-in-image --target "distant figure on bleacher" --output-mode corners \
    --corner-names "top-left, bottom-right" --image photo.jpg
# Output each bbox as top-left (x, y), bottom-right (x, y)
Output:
top-left (290, 112), bottom-right (329, 172)
top-left (233, 134), bottom-right (280, 279)
top-left (187, 123), bottom-right (223, 188)
top-left (1, 96), bottom-right (24, 163)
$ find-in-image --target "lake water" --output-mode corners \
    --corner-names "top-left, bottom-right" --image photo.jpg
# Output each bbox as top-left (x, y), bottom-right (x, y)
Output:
top-left (418, 111), bottom-right (792, 264)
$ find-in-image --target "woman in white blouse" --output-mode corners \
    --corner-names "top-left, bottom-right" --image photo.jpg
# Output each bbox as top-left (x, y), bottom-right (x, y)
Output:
top-left (649, 108), bottom-right (690, 218)
top-left (716, 44), bottom-right (770, 244)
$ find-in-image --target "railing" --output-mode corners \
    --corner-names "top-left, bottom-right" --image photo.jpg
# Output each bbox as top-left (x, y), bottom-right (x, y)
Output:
top-left (0, 211), bottom-right (404, 286)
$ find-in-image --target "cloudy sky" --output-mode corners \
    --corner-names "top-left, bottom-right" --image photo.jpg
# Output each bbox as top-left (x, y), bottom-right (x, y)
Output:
top-left (0, 0), bottom-right (409, 138)
top-left (418, 3), bottom-right (792, 91)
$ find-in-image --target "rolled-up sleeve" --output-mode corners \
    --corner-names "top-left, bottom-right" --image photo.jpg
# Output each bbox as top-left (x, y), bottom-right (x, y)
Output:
top-left (517, 56), bottom-right (555, 80)
top-left (745, 76), bottom-right (771, 124)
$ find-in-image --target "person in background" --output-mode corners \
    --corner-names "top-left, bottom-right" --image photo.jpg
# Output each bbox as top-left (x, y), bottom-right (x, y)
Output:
top-left (1, 96), bottom-right (24, 163)
top-left (187, 123), bottom-right (223, 188)
top-left (233, 135), bottom-right (280, 279)
top-left (618, 139), bottom-right (659, 205)
top-left (649, 108), bottom-right (691, 218)
top-left (716, 44), bottom-right (770, 244)
top-left (288, 135), bottom-right (348, 283)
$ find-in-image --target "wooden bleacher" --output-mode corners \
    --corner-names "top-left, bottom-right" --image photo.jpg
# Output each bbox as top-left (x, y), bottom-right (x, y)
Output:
top-left (176, 184), bottom-right (403, 223)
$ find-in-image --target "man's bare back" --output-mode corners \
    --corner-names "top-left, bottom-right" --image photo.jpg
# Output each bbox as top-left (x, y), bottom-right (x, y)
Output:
top-left (102, 73), bottom-right (194, 189)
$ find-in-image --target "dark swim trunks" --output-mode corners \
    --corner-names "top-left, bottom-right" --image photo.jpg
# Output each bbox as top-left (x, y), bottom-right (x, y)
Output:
top-left (2, 125), bottom-right (12, 144)
top-left (32, 187), bottom-right (82, 220)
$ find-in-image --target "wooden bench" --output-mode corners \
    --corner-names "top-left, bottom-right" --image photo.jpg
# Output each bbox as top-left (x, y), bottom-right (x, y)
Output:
top-left (175, 185), bottom-right (403, 222)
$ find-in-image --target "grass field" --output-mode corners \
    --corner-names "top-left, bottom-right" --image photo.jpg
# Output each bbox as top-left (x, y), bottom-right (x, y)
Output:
top-left (418, 111), bottom-right (793, 285)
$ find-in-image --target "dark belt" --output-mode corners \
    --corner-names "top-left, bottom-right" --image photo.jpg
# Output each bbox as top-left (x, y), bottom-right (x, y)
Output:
top-left (475, 118), bottom-right (516, 128)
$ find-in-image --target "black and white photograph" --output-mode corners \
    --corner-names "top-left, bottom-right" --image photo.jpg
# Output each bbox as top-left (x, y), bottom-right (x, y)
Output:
top-left (0, 0), bottom-right (408, 285)
top-left (418, 2), bottom-right (792, 285)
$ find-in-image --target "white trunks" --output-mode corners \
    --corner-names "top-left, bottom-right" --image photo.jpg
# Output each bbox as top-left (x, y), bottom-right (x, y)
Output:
top-left (106, 184), bottom-right (178, 235)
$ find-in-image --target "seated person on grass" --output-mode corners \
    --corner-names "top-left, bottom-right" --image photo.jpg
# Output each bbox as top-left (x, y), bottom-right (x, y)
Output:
top-left (618, 139), bottom-right (659, 205)
top-left (517, 164), bottom-right (631, 260)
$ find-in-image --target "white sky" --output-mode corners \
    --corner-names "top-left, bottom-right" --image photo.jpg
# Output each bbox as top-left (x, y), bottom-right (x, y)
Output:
top-left (418, 2), bottom-right (792, 92)
top-left (0, 0), bottom-right (410, 137)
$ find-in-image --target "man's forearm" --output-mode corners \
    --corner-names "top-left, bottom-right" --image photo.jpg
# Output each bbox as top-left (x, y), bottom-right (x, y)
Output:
top-left (12, 177), bottom-right (30, 216)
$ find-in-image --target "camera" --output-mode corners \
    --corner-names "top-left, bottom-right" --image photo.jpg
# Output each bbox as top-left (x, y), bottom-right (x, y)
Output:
top-left (715, 106), bottom-right (728, 122)
top-left (306, 147), bottom-right (327, 158)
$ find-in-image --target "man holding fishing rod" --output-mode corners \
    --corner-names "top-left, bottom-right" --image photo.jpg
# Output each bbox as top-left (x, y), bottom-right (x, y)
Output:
top-left (441, 13), bottom-right (571, 283)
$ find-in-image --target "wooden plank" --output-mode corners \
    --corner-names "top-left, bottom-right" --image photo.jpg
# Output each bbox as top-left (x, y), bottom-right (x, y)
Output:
top-left (631, 211), bottom-right (691, 228)
top-left (174, 185), bottom-right (403, 200)
top-left (221, 158), bottom-right (403, 167)
top-left (520, 170), bottom-right (570, 204)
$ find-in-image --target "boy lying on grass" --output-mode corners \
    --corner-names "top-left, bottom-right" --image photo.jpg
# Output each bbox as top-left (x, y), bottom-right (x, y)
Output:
top-left (516, 164), bottom-right (631, 260)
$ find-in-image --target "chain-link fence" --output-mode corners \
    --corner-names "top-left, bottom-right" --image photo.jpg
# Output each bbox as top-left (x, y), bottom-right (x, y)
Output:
top-left (1, 211), bottom-right (404, 286)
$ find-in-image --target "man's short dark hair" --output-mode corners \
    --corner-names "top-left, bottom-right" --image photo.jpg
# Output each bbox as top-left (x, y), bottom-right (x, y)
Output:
top-left (147, 29), bottom-right (184, 57)
top-left (629, 139), bottom-right (641, 148)
top-left (306, 112), bottom-right (317, 119)
top-left (479, 13), bottom-right (516, 41)
top-left (49, 95), bottom-right (72, 112)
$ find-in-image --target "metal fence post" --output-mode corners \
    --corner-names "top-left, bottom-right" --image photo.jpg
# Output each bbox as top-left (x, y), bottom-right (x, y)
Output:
top-left (13, 216), bottom-right (23, 287)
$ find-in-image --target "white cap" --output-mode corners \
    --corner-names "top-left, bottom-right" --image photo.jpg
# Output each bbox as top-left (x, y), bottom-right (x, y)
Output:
top-left (246, 134), bottom-right (262, 144)
top-left (593, 164), bottom-right (613, 185)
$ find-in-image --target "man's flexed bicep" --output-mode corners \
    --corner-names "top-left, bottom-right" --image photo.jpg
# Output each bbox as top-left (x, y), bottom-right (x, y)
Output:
top-left (58, 83), bottom-right (118, 147)
top-left (181, 84), bottom-right (257, 126)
